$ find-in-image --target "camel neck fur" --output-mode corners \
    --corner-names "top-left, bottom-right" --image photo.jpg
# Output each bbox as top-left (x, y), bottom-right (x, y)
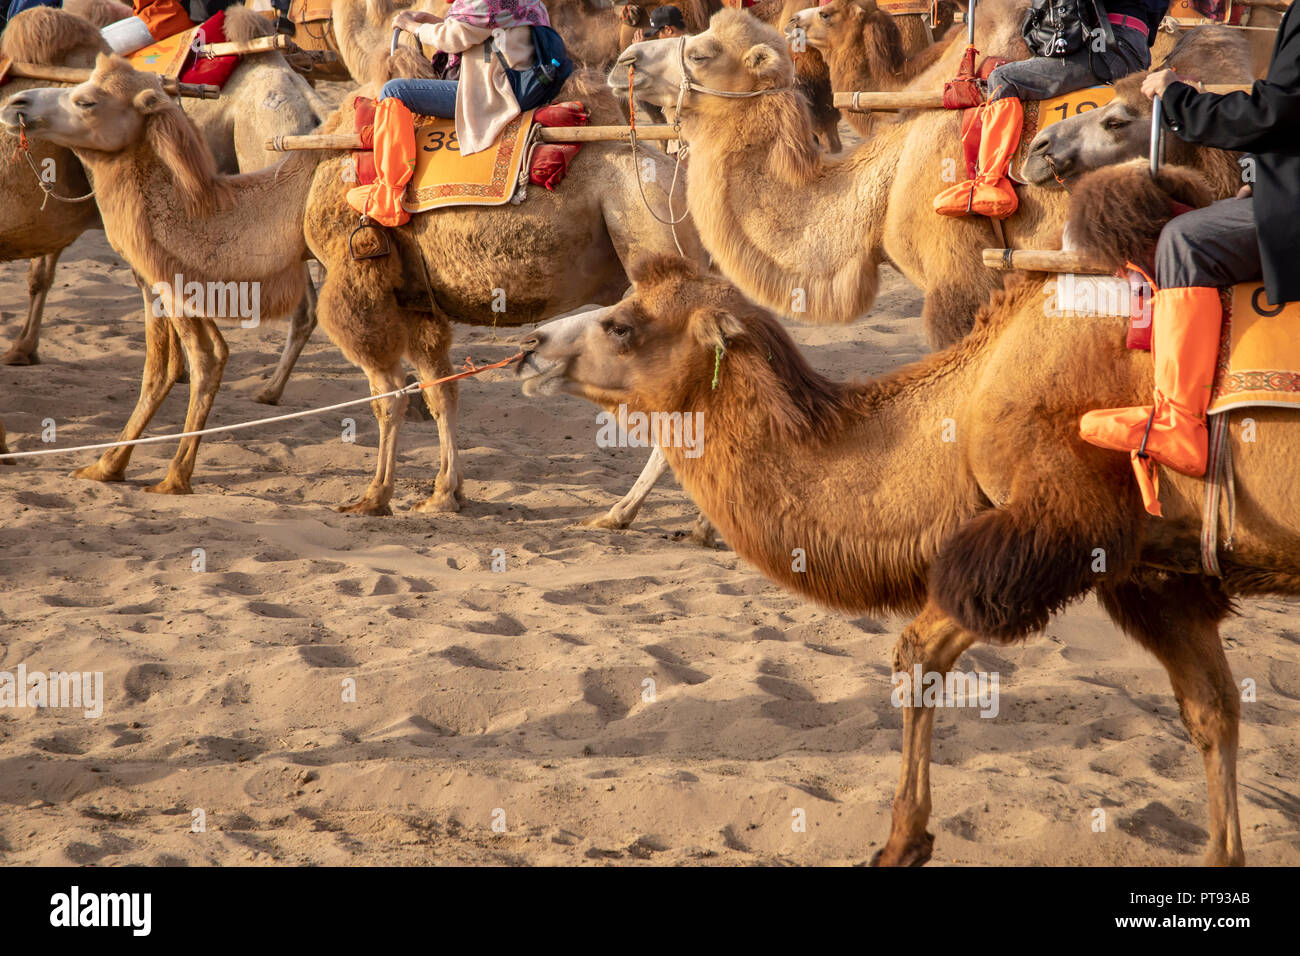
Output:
top-left (683, 93), bottom-right (907, 323)
top-left (75, 114), bottom-right (318, 319)
top-left (657, 305), bottom-right (997, 615)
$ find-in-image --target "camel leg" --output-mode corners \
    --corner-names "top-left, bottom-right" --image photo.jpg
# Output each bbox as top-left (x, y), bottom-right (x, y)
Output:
top-left (2, 252), bottom-right (62, 366)
top-left (73, 298), bottom-right (185, 483)
top-left (337, 361), bottom-right (408, 516)
top-left (0, 416), bottom-right (10, 462)
top-left (1098, 575), bottom-right (1243, 865)
top-left (145, 316), bottom-right (228, 496)
top-left (254, 266), bottom-right (318, 406)
top-left (406, 314), bottom-right (462, 514)
top-left (873, 601), bottom-right (976, 867)
top-left (583, 445), bottom-right (671, 530)
top-left (584, 446), bottom-right (718, 546)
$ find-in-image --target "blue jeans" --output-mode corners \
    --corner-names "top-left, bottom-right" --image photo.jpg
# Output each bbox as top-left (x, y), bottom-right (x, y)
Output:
top-left (988, 25), bottom-right (1151, 101)
top-left (378, 79), bottom-right (458, 117)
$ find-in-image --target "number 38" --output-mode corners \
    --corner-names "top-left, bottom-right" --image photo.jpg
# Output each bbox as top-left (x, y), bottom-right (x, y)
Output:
top-left (424, 130), bottom-right (460, 153)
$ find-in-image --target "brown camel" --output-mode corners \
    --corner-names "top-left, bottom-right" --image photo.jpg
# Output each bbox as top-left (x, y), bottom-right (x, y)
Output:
top-left (1149, 6), bottom-right (1283, 79)
top-left (517, 247), bottom-right (1300, 866)
top-left (0, 6), bottom-right (325, 405)
top-left (1021, 26), bottom-right (1253, 194)
top-left (787, 0), bottom-right (952, 136)
top-left (1, 55), bottom-right (706, 515)
top-left (610, 7), bottom-right (1249, 347)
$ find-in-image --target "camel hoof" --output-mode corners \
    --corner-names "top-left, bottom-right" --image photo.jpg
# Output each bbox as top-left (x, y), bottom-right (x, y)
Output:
top-left (72, 464), bottom-right (125, 483)
top-left (869, 833), bottom-right (934, 868)
top-left (144, 479), bottom-right (192, 496)
top-left (252, 388), bottom-right (283, 406)
top-left (1202, 849), bottom-right (1246, 867)
top-left (1, 349), bottom-right (38, 366)
top-left (336, 500), bottom-right (392, 517)
top-left (580, 512), bottom-right (629, 531)
top-left (413, 491), bottom-right (461, 513)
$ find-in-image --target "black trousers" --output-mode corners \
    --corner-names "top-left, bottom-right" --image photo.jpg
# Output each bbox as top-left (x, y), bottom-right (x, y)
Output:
top-left (1155, 196), bottom-right (1262, 290)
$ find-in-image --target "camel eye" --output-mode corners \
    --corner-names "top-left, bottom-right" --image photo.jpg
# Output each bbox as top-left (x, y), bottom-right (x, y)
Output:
top-left (607, 323), bottom-right (632, 340)
top-left (1103, 117), bottom-right (1130, 131)
top-left (819, 10), bottom-right (830, 18)
top-left (73, 98), bottom-right (96, 110)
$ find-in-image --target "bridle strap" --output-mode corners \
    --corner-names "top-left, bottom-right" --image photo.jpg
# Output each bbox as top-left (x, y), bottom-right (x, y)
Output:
top-left (675, 36), bottom-right (791, 100)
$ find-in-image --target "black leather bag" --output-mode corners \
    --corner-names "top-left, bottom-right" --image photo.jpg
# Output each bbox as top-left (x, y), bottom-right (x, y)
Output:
top-left (1021, 0), bottom-right (1111, 57)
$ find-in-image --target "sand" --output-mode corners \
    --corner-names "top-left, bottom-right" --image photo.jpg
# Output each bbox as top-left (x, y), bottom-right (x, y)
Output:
top-left (1, 189), bottom-right (1298, 867)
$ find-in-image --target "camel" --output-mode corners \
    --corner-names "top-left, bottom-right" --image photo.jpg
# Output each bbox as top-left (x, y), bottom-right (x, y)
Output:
top-left (609, 7), bottom-right (1250, 348)
top-left (0, 54), bottom-right (707, 516)
top-left (787, 0), bottom-right (953, 137)
top-left (0, 6), bottom-right (325, 405)
top-left (516, 247), bottom-right (1300, 866)
top-left (1020, 26), bottom-right (1253, 195)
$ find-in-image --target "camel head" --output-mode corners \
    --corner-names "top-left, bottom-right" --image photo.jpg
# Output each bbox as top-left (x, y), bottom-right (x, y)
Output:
top-left (787, 0), bottom-right (904, 79)
top-left (1, 54), bottom-right (170, 153)
top-left (1021, 26), bottom-right (1253, 187)
top-left (1, 54), bottom-right (225, 217)
top-left (0, 6), bottom-right (111, 69)
top-left (518, 256), bottom-right (758, 414)
top-left (1019, 75), bottom-right (1151, 187)
top-left (610, 9), bottom-right (797, 120)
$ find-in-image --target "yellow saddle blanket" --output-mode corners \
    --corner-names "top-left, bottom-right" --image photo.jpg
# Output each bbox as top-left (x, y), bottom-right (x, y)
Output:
top-left (128, 26), bottom-right (200, 76)
top-left (1209, 283), bottom-right (1300, 414)
top-left (401, 111), bottom-right (535, 214)
top-left (1010, 86), bottom-right (1116, 184)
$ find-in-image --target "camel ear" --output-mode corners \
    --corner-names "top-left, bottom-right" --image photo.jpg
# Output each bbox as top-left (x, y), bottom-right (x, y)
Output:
top-left (691, 308), bottom-right (745, 351)
top-left (742, 43), bottom-right (785, 85)
top-left (133, 87), bottom-right (170, 115)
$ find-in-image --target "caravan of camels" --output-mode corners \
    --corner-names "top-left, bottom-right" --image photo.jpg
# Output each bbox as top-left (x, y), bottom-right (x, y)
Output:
top-left (0, 0), bottom-right (1297, 868)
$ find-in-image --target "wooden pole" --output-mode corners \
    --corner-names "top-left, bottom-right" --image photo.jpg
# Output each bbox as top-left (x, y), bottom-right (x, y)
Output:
top-left (194, 34), bottom-right (294, 58)
top-left (6, 62), bottom-right (220, 98)
top-left (266, 124), bottom-right (681, 151)
top-left (982, 248), bottom-right (1113, 274)
top-left (836, 84), bottom-right (1252, 112)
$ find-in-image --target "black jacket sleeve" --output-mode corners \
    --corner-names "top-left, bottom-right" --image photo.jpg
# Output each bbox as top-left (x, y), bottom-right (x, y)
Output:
top-left (1162, 7), bottom-right (1300, 154)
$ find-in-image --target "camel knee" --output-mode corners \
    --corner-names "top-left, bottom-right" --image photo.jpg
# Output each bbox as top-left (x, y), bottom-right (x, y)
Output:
top-left (27, 255), bottom-right (57, 296)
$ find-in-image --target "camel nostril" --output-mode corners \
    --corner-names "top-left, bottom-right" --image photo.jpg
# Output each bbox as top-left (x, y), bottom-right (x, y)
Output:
top-left (520, 334), bottom-right (542, 352)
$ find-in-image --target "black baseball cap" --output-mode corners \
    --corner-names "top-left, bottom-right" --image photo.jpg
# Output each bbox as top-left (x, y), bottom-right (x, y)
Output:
top-left (644, 5), bottom-right (686, 38)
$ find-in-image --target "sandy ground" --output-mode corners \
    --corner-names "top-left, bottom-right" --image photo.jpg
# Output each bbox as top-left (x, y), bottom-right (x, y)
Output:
top-left (1, 192), bottom-right (1299, 867)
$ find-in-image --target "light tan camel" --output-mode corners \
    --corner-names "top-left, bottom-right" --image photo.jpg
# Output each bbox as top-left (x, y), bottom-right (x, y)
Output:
top-left (0, 6), bottom-right (325, 405)
top-left (610, 7), bottom-right (1248, 347)
top-left (518, 251), bottom-right (1300, 866)
top-left (1, 55), bottom-right (706, 516)
top-left (787, 0), bottom-right (952, 137)
top-left (1021, 26), bottom-right (1253, 193)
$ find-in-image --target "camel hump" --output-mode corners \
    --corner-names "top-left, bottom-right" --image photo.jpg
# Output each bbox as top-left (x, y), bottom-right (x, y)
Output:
top-left (1064, 160), bottom-right (1216, 274)
top-left (0, 8), bottom-right (110, 66)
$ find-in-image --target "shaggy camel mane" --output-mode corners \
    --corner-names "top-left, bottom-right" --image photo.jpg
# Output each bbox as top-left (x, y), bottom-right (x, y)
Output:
top-left (632, 256), bottom-right (1037, 445)
top-left (0, 7), bottom-right (109, 64)
top-left (1066, 161), bottom-right (1216, 271)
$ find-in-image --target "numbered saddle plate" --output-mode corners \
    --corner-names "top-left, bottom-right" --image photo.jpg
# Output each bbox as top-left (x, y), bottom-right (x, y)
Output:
top-left (1209, 283), bottom-right (1300, 414)
top-left (402, 111), bottom-right (535, 214)
top-left (1010, 86), bottom-right (1116, 185)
